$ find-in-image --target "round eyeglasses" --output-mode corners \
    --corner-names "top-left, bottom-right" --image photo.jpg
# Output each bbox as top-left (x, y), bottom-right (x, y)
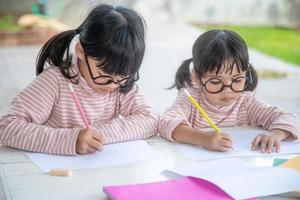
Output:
top-left (84, 53), bottom-right (138, 87)
top-left (201, 76), bottom-right (248, 94)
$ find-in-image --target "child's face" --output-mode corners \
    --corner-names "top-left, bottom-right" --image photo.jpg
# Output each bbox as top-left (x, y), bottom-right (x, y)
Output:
top-left (200, 65), bottom-right (247, 107)
top-left (80, 56), bottom-right (131, 94)
top-left (76, 42), bottom-right (130, 94)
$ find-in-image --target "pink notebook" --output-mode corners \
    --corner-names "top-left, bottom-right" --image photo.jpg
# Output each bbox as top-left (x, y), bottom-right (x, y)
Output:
top-left (103, 176), bottom-right (257, 200)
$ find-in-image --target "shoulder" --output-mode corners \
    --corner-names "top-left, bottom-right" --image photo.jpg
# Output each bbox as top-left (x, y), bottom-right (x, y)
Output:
top-left (37, 66), bottom-right (72, 87)
top-left (26, 67), bottom-right (64, 94)
top-left (35, 67), bottom-right (62, 83)
top-left (178, 87), bottom-right (198, 96)
top-left (239, 91), bottom-right (255, 102)
top-left (176, 87), bottom-right (197, 104)
top-left (38, 67), bottom-right (63, 79)
top-left (15, 67), bottom-right (62, 102)
top-left (238, 91), bottom-right (267, 108)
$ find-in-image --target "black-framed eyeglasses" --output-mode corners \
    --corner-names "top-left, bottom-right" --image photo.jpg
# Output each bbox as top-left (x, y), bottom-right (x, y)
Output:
top-left (84, 53), bottom-right (139, 87)
top-left (201, 76), bottom-right (249, 94)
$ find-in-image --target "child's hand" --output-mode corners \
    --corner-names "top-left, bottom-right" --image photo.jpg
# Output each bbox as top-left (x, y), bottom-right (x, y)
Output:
top-left (76, 128), bottom-right (104, 154)
top-left (202, 132), bottom-right (232, 152)
top-left (251, 129), bottom-right (289, 153)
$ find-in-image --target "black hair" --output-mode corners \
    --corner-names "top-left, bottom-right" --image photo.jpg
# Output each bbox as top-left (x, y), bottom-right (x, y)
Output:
top-left (171, 29), bottom-right (258, 91)
top-left (36, 4), bottom-right (146, 93)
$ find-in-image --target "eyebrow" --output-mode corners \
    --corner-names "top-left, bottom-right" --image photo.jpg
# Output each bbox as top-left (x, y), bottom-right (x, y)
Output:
top-left (97, 70), bottom-right (131, 81)
top-left (96, 70), bottom-right (112, 77)
top-left (207, 72), bottom-right (245, 78)
top-left (232, 73), bottom-right (245, 77)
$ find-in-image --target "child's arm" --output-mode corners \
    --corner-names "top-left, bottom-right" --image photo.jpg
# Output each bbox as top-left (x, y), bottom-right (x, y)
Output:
top-left (246, 95), bottom-right (299, 140)
top-left (0, 68), bottom-right (80, 155)
top-left (245, 95), bottom-right (299, 153)
top-left (92, 85), bottom-right (159, 144)
top-left (159, 88), bottom-right (231, 151)
top-left (173, 123), bottom-right (232, 152)
top-left (159, 88), bottom-right (193, 142)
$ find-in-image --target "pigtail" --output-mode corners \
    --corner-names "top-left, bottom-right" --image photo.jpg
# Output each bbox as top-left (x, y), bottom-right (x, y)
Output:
top-left (245, 63), bottom-right (258, 91)
top-left (169, 58), bottom-right (193, 90)
top-left (36, 30), bottom-right (77, 77)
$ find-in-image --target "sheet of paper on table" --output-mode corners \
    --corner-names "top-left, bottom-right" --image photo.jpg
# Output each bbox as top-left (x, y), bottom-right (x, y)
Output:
top-left (25, 140), bottom-right (159, 172)
top-left (178, 129), bottom-right (300, 160)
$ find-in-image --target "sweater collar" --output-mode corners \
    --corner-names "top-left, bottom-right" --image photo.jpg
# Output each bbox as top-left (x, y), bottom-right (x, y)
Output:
top-left (198, 88), bottom-right (236, 114)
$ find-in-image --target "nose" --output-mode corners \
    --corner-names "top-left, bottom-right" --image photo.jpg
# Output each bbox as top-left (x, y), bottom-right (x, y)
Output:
top-left (221, 79), bottom-right (233, 92)
top-left (107, 82), bottom-right (120, 89)
top-left (223, 79), bottom-right (231, 85)
top-left (221, 83), bottom-right (235, 93)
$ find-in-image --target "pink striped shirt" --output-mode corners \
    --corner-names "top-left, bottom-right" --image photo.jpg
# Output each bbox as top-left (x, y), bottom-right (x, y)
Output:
top-left (0, 67), bottom-right (159, 155)
top-left (159, 87), bottom-right (299, 141)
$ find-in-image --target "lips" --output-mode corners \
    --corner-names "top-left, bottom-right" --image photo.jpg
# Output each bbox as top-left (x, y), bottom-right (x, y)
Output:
top-left (221, 97), bottom-right (234, 102)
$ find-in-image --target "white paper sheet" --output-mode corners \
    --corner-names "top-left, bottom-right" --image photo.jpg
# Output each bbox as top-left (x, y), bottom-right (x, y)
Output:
top-left (25, 140), bottom-right (158, 172)
top-left (167, 158), bottom-right (300, 199)
top-left (178, 129), bottom-right (300, 160)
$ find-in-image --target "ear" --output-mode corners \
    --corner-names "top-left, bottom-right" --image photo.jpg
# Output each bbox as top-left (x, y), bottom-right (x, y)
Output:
top-left (75, 42), bottom-right (85, 61)
top-left (191, 69), bottom-right (200, 87)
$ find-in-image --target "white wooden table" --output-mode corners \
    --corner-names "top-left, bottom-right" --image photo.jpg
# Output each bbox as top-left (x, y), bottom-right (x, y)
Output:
top-left (0, 128), bottom-right (298, 200)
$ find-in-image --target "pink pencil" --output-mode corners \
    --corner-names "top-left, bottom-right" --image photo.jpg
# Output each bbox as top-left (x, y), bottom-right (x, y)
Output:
top-left (68, 83), bottom-right (90, 128)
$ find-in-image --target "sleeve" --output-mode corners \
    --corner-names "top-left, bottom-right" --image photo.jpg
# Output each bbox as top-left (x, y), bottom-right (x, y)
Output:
top-left (0, 68), bottom-right (80, 155)
top-left (93, 84), bottom-right (159, 144)
top-left (158, 88), bottom-right (193, 142)
top-left (245, 94), bottom-right (299, 140)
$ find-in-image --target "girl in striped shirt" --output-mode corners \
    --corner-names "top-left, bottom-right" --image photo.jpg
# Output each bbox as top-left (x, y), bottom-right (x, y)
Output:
top-left (159, 30), bottom-right (299, 153)
top-left (0, 4), bottom-right (158, 155)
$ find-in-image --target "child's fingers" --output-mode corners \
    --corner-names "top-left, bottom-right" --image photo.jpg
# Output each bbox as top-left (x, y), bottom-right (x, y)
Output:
top-left (86, 145), bottom-right (98, 154)
top-left (76, 130), bottom-right (103, 154)
top-left (274, 140), bottom-right (280, 152)
top-left (218, 145), bottom-right (231, 152)
top-left (89, 138), bottom-right (103, 150)
top-left (260, 135), bottom-right (269, 153)
top-left (251, 135), bottom-right (262, 150)
top-left (91, 132), bottom-right (104, 143)
top-left (220, 139), bottom-right (232, 148)
top-left (77, 144), bottom-right (95, 154)
top-left (221, 133), bottom-right (232, 142)
top-left (266, 137), bottom-right (275, 153)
